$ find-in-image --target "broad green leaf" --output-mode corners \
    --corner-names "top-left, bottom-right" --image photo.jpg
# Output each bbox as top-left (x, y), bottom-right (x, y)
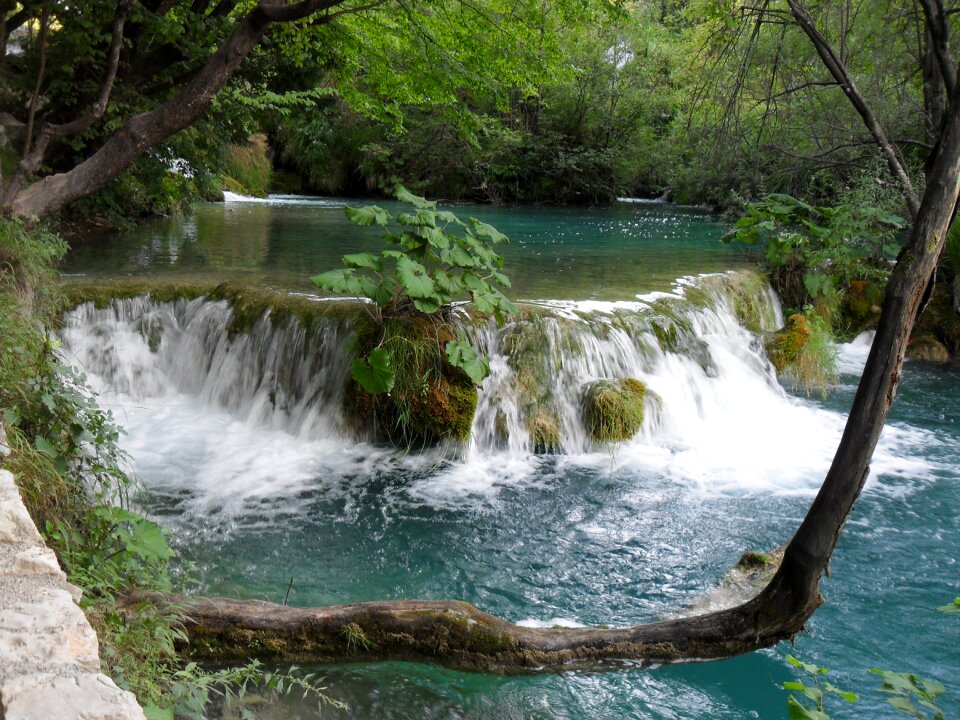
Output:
top-left (342, 253), bottom-right (382, 271)
top-left (435, 210), bottom-right (465, 226)
top-left (395, 186), bottom-right (436, 209)
top-left (441, 245), bottom-right (477, 268)
top-left (34, 436), bottom-right (58, 459)
top-left (786, 695), bottom-right (830, 720)
top-left (143, 703), bottom-right (174, 720)
top-left (396, 256), bottom-right (436, 298)
top-left (445, 340), bottom-right (489, 386)
top-left (885, 696), bottom-right (917, 714)
top-left (397, 210), bottom-right (437, 228)
top-left (492, 270), bottom-right (511, 287)
top-left (352, 348), bottom-right (395, 394)
top-left (462, 271), bottom-right (487, 292)
top-left (311, 269), bottom-right (357, 295)
top-left (434, 269), bottom-right (465, 295)
top-left (783, 682), bottom-right (808, 692)
top-left (469, 218), bottom-right (509, 244)
top-left (412, 296), bottom-right (442, 313)
top-left (421, 226), bottom-right (450, 249)
top-left (824, 683), bottom-right (857, 703)
top-left (344, 205), bottom-right (390, 227)
top-left (373, 276), bottom-right (397, 308)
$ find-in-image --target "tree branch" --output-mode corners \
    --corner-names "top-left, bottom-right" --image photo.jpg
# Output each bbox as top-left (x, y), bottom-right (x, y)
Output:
top-left (3, 1), bottom-right (134, 207)
top-left (785, 0), bottom-right (921, 218)
top-left (918, 0), bottom-right (957, 95)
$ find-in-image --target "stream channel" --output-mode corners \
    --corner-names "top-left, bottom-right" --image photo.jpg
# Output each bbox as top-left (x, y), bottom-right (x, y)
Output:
top-left (60, 196), bottom-right (959, 719)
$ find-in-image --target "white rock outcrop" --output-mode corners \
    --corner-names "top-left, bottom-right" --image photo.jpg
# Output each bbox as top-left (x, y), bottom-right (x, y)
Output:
top-left (0, 468), bottom-right (146, 720)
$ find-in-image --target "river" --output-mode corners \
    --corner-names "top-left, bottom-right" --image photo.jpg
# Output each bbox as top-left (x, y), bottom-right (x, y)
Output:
top-left (60, 196), bottom-right (959, 719)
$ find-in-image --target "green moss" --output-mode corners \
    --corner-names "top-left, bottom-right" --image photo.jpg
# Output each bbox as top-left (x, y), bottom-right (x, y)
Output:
top-left (767, 311), bottom-right (837, 396)
top-left (349, 315), bottom-right (478, 446)
top-left (582, 378), bottom-right (647, 443)
top-left (221, 134), bottom-right (272, 197)
top-left (527, 408), bottom-right (562, 453)
top-left (736, 551), bottom-right (772, 571)
top-left (913, 281), bottom-right (960, 359)
top-left (58, 278), bottom-right (363, 334)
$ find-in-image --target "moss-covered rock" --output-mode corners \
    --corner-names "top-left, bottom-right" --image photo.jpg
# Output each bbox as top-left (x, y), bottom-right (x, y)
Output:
top-left (907, 334), bottom-right (950, 363)
top-left (840, 279), bottom-right (884, 335)
top-left (527, 408), bottom-right (562, 453)
top-left (767, 313), bottom-right (810, 373)
top-left (582, 378), bottom-right (647, 443)
top-left (912, 279), bottom-right (960, 360)
top-left (349, 315), bottom-right (478, 446)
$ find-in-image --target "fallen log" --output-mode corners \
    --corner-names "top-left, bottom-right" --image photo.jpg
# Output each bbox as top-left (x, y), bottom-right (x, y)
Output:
top-left (125, 551), bottom-right (793, 672)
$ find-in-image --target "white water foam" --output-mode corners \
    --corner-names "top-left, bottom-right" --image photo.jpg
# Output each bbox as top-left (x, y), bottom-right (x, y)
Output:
top-left (57, 277), bottom-right (947, 517)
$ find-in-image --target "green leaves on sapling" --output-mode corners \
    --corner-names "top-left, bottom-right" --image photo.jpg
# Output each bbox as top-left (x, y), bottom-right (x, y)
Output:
top-left (351, 348), bottom-right (395, 394)
top-left (783, 655), bottom-right (857, 720)
top-left (871, 669), bottom-right (946, 719)
top-left (311, 186), bottom-right (516, 393)
top-left (446, 339), bottom-right (490, 386)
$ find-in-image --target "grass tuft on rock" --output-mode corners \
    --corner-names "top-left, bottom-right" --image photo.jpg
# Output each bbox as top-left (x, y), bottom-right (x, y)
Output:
top-left (582, 378), bottom-right (647, 443)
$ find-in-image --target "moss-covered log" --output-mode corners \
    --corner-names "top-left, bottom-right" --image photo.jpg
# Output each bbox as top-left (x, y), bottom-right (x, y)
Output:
top-left (131, 564), bottom-right (809, 673)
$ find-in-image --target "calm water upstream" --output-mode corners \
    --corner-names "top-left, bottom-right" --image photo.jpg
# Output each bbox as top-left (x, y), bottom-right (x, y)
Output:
top-left (60, 196), bottom-right (959, 719)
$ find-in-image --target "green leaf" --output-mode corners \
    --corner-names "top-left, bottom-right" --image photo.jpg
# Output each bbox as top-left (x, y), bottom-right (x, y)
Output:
top-left (434, 269), bottom-right (464, 295)
top-left (34, 436), bottom-right (59, 459)
top-left (824, 683), bottom-right (857, 703)
top-left (441, 245), bottom-right (477, 268)
top-left (397, 210), bottom-right (437, 228)
top-left (412, 296), bottom-right (441, 313)
top-left (885, 696), bottom-right (917, 715)
top-left (787, 695), bottom-right (830, 720)
top-left (469, 218), bottom-right (509, 244)
top-left (344, 205), bottom-right (390, 227)
top-left (352, 349), bottom-right (395, 394)
top-left (373, 276), bottom-right (398, 308)
top-left (311, 269), bottom-right (357, 295)
top-left (445, 340), bottom-right (489, 386)
top-left (396, 256), bottom-right (436, 299)
top-left (936, 597), bottom-right (960, 614)
top-left (342, 253), bottom-right (382, 271)
top-left (783, 682), bottom-right (808, 692)
top-left (395, 186), bottom-right (436, 209)
top-left (421, 226), bottom-right (450, 249)
top-left (435, 210), bottom-right (465, 226)
top-left (143, 703), bottom-right (174, 720)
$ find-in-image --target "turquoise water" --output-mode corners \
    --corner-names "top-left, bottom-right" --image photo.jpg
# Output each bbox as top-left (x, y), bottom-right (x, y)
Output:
top-left (62, 197), bottom-right (959, 719)
top-left (64, 196), bottom-right (748, 300)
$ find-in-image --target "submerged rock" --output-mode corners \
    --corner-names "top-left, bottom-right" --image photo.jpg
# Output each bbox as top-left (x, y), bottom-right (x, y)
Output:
top-left (907, 334), bottom-right (950, 363)
top-left (582, 378), bottom-right (647, 443)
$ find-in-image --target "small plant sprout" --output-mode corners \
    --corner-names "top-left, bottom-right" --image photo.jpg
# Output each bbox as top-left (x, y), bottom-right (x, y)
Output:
top-left (783, 655), bottom-right (857, 720)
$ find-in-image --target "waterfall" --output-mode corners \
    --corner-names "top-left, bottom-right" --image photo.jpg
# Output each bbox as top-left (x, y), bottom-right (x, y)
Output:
top-left (60, 296), bottom-right (355, 441)
top-left (58, 271), bottom-right (944, 504)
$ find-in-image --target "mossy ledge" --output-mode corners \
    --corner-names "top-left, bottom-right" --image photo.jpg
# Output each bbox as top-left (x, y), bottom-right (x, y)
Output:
top-left (58, 278), bottom-right (363, 336)
top-left (349, 313), bottom-right (478, 446)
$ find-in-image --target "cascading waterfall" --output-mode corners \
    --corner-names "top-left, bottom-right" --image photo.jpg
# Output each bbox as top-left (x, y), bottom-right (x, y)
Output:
top-left (59, 271), bottom-right (940, 503)
top-left (61, 296), bottom-right (355, 440)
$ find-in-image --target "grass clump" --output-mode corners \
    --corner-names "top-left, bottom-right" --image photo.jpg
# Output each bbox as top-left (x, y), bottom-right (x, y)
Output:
top-left (767, 308), bottom-right (838, 396)
top-left (221, 134), bottom-right (272, 197)
top-left (582, 378), bottom-right (647, 443)
top-left (350, 313), bottom-right (478, 446)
